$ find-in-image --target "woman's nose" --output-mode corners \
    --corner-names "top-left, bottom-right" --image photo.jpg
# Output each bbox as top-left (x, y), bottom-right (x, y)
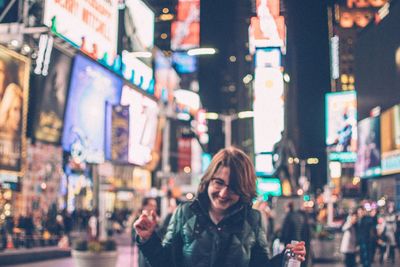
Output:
top-left (219, 186), bottom-right (230, 197)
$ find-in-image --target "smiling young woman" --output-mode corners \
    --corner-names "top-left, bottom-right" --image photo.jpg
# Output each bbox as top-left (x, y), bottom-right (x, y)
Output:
top-left (134, 147), bottom-right (306, 267)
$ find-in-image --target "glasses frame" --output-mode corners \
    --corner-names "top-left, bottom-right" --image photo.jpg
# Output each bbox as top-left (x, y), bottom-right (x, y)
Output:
top-left (209, 178), bottom-right (239, 195)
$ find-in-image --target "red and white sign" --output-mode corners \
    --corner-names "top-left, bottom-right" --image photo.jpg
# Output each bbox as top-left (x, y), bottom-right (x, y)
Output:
top-left (44, 0), bottom-right (119, 59)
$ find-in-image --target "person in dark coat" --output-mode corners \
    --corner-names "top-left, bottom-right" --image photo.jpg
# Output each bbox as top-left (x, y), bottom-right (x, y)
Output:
top-left (134, 147), bottom-right (306, 267)
top-left (356, 206), bottom-right (375, 267)
top-left (280, 202), bottom-right (311, 267)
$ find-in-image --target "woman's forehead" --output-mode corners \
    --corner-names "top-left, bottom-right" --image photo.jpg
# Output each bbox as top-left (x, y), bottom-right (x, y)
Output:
top-left (214, 166), bottom-right (230, 178)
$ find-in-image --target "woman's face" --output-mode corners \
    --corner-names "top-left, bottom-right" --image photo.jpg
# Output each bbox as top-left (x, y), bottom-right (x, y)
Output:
top-left (0, 61), bottom-right (6, 96)
top-left (207, 166), bottom-right (240, 214)
top-left (8, 95), bottom-right (22, 133)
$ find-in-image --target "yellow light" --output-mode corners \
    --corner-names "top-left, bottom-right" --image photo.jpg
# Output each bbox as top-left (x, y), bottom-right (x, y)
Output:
top-left (341, 74), bottom-right (349, 84)
top-left (229, 56), bottom-right (236, 62)
top-left (288, 157), bottom-right (294, 164)
top-left (161, 33), bottom-right (168, 39)
top-left (293, 157), bottom-right (300, 164)
top-left (184, 166), bottom-right (191, 173)
top-left (205, 112), bottom-right (219, 120)
top-left (237, 111), bottom-right (254, 119)
top-left (162, 8), bottom-right (169, 13)
top-left (352, 176), bottom-right (361, 185)
top-left (159, 14), bottom-right (174, 21)
top-left (307, 158), bottom-right (319, 164)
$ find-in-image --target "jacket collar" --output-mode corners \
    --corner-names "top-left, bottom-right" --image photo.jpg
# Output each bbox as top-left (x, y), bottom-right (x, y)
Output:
top-left (189, 191), bottom-right (250, 229)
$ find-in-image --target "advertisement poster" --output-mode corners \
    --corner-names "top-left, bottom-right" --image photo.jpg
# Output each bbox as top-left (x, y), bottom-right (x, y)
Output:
top-left (171, 0), bottom-right (200, 50)
top-left (0, 45), bottom-right (30, 175)
top-left (124, 0), bottom-right (154, 54)
top-left (381, 104), bottom-right (400, 175)
top-left (325, 91), bottom-right (357, 153)
top-left (355, 116), bottom-right (381, 178)
top-left (23, 141), bottom-right (64, 213)
top-left (120, 85), bottom-right (159, 166)
top-left (105, 103), bottom-right (130, 163)
top-left (34, 48), bottom-right (72, 143)
top-left (43, 0), bottom-right (119, 59)
top-left (62, 54), bottom-right (122, 163)
top-left (253, 67), bottom-right (284, 154)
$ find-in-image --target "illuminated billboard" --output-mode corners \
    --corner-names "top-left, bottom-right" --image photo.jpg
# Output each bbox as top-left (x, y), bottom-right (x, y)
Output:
top-left (121, 51), bottom-right (154, 94)
top-left (355, 116), bottom-right (381, 178)
top-left (105, 104), bottom-right (130, 163)
top-left (62, 54), bottom-right (123, 163)
top-left (120, 85), bottom-right (159, 166)
top-left (248, 0), bottom-right (286, 54)
top-left (0, 45), bottom-right (30, 176)
top-left (33, 48), bottom-right (72, 144)
top-left (154, 49), bottom-right (180, 102)
top-left (255, 47), bottom-right (281, 68)
top-left (171, 0), bottom-right (200, 50)
top-left (253, 67), bottom-right (284, 154)
top-left (43, 0), bottom-right (119, 59)
top-left (256, 177), bottom-right (282, 200)
top-left (124, 0), bottom-right (155, 53)
top-left (381, 104), bottom-right (400, 175)
top-left (172, 52), bottom-right (197, 74)
top-left (325, 91), bottom-right (357, 162)
top-left (255, 153), bottom-right (274, 177)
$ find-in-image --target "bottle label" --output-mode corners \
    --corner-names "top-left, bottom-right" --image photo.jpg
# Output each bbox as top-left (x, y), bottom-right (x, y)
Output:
top-left (287, 258), bottom-right (301, 267)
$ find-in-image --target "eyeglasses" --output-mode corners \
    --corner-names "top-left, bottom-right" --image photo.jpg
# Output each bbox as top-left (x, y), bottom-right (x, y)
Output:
top-left (210, 178), bottom-right (239, 195)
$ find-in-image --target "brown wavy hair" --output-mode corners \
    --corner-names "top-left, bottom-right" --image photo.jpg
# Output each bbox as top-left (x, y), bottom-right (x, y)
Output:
top-left (197, 147), bottom-right (257, 204)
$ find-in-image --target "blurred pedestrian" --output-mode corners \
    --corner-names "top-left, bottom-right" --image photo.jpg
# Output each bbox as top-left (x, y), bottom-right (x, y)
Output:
top-left (281, 202), bottom-right (311, 267)
top-left (134, 147), bottom-right (306, 267)
top-left (356, 206), bottom-right (375, 267)
top-left (385, 204), bottom-right (397, 264)
top-left (376, 216), bottom-right (387, 264)
top-left (340, 211), bottom-right (358, 267)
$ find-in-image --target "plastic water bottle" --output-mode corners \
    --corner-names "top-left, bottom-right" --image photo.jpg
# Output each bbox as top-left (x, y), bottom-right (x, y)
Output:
top-left (282, 240), bottom-right (301, 267)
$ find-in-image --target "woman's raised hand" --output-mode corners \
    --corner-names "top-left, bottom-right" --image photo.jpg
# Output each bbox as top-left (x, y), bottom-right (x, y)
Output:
top-left (133, 210), bottom-right (157, 241)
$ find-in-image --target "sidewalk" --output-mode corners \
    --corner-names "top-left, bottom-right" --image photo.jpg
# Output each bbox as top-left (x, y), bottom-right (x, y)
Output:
top-left (1, 245), bottom-right (137, 267)
top-left (0, 246), bottom-right (71, 266)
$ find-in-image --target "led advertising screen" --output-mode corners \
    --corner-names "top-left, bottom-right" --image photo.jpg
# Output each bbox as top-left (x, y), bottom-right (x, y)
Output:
top-left (154, 49), bottom-right (180, 102)
top-left (326, 91), bottom-right (357, 162)
top-left (253, 67), bottom-right (284, 154)
top-left (381, 104), bottom-right (400, 175)
top-left (171, 0), bottom-right (200, 50)
top-left (256, 178), bottom-right (282, 200)
top-left (33, 48), bottom-right (72, 144)
top-left (124, 0), bottom-right (155, 54)
top-left (255, 47), bottom-right (281, 68)
top-left (249, 0), bottom-right (286, 54)
top-left (172, 52), bottom-right (197, 74)
top-left (0, 45), bottom-right (30, 176)
top-left (43, 0), bottom-right (119, 59)
top-left (105, 103), bottom-right (130, 163)
top-left (355, 1), bottom-right (400, 120)
top-left (255, 153), bottom-right (274, 177)
top-left (120, 85), bottom-right (159, 166)
top-left (62, 54), bottom-right (123, 163)
top-left (355, 116), bottom-right (381, 178)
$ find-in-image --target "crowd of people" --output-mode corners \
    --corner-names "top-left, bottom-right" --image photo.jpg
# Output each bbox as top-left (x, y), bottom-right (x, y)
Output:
top-left (340, 202), bottom-right (400, 267)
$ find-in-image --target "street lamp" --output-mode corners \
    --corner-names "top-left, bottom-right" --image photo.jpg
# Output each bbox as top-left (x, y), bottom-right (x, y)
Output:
top-left (205, 111), bottom-right (254, 148)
